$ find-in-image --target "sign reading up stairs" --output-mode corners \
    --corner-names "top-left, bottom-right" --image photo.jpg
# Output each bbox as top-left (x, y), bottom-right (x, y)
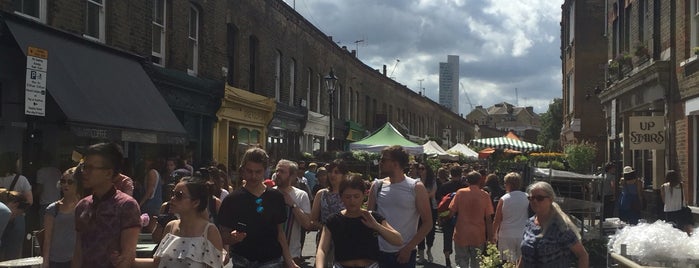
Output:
top-left (24, 46), bottom-right (48, 116)
top-left (629, 116), bottom-right (665, 150)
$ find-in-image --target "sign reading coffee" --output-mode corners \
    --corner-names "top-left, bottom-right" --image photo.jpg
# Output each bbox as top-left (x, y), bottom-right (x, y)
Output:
top-left (628, 116), bottom-right (665, 150)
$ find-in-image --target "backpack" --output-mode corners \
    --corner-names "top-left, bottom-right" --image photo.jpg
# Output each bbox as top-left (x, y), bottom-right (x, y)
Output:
top-left (437, 192), bottom-right (456, 223)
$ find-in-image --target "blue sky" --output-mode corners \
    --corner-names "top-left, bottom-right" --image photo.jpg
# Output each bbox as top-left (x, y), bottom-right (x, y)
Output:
top-left (286, 0), bottom-right (563, 114)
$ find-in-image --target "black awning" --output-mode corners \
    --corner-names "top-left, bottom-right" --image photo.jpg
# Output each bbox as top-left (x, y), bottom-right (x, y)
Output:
top-left (4, 17), bottom-right (187, 143)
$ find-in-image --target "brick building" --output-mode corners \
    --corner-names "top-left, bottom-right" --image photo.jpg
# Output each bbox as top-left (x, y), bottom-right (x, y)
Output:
top-left (465, 102), bottom-right (541, 143)
top-left (597, 1), bottom-right (699, 214)
top-left (559, 0), bottom-right (607, 168)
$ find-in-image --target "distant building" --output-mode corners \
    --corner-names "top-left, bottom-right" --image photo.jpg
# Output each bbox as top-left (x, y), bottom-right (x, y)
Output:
top-left (465, 102), bottom-right (541, 142)
top-left (439, 55), bottom-right (459, 113)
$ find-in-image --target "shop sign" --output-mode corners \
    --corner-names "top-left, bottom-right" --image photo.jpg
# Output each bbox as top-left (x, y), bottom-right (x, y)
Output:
top-left (24, 46), bottom-right (48, 116)
top-left (628, 116), bottom-right (665, 150)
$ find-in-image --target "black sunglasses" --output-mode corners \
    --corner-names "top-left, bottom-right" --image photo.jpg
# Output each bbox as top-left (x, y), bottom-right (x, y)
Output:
top-left (528, 195), bottom-right (550, 202)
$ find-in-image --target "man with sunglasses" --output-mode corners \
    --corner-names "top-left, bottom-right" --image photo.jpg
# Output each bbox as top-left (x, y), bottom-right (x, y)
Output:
top-left (448, 171), bottom-right (494, 268)
top-left (218, 148), bottom-right (299, 268)
top-left (72, 143), bottom-right (141, 268)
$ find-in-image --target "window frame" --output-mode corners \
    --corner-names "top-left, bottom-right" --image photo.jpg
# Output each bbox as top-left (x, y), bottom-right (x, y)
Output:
top-left (691, 0), bottom-right (699, 56)
top-left (187, 5), bottom-right (199, 76)
top-left (275, 51), bottom-right (282, 101)
top-left (289, 58), bottom-right (296, 106)
top-left (12, 0), bottom-right (46, 23)
top-left (151, 0), bottom-right (167, 66)
top-left (84, 0), bottom-right (106, 42)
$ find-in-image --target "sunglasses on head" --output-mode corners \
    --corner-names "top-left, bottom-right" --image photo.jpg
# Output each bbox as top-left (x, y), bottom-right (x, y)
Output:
top-left (172, 190), bottom-right (189, 200)
top-left (59, 179), bottom-right (75, 185)
top-left (528, 195), bottom-right (550, 202)
top-left (255, 197), bottom-right (264, 213)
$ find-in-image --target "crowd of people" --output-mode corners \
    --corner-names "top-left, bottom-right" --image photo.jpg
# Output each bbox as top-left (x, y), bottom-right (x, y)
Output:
top-left (1, 142), bottom-right (693, 268)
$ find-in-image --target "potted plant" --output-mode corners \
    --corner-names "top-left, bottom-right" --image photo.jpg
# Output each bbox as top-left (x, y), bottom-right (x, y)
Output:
top-left (693, 47), bottom-right (699, 56)
top-left (634, 44), bottom-right (649, 58)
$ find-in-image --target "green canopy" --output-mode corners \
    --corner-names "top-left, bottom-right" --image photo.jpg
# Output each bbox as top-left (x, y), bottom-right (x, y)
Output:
top-left (349, 123), bottom-right (424, 154)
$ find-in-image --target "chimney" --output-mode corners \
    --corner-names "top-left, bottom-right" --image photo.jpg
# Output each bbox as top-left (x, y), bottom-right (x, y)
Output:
top-left (476, 105), bottom-right (483, 109)
top-left (383, 65), bottom-right (387, 76)
top-left (328, 36), bottom-right (333, 41)
top-left (342, 46), bottom-right (348, 51)
top-left (526, 106), bottom-right (534, 113)
top-left (351, 50), bottom-right (356, 57)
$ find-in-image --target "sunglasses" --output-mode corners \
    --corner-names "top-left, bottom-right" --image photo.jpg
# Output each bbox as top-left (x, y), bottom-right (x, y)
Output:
top-left (528, 195), bottom-right (550, 202)
top-left (172, 190), bottom-right (189, 201)
top-left (59, 179), bottom-right (75, 185)
top-left (255, 197), bottom-right (264, 213)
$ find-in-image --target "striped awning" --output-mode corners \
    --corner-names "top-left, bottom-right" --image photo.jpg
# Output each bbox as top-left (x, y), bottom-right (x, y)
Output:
top-left (468, 136), bottom-right (543, 152)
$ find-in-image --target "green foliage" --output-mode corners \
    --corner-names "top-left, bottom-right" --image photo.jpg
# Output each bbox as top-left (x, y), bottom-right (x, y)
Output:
top-left (426, 158), bottom-right (441, 173)
top-left (514, 155), bottom-right (529, 163)
top-left (564, 141), bottom-right (598, 173)
top-left (537, 99), bottom-right (563, 151)
top-left (583, 238), bottom-right (609, 267)
top-left (350, 151), bottom-right (379, 162)
top-left (537, 160), bottom-right (566, 170)
top-left (477, 242), bottom-right (516, 268)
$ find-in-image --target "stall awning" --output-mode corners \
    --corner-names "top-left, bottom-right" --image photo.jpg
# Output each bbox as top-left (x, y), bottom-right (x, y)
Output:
top-left (4, 16), bottom-right (186, 143)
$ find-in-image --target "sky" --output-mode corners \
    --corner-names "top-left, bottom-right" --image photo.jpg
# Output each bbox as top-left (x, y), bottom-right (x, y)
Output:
top-left (286, 0), bottom-right (563, 115)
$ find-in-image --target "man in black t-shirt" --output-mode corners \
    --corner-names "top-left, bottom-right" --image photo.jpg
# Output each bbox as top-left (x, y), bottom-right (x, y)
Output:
top-left (435, 165), bottom-right (467, 268)
top-left (218, 148), bottom-right (299, 268)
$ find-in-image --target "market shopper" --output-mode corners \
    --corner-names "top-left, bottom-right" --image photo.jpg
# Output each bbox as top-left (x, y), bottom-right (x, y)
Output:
top-left (217, 148), bottom-right (298, 268)
top-left (435, 165), bottom-right (466, 268)
top-left (310, 159), bottom-right (348, 267)
top-left (519, 181), bottom-right (588, 268)
top-left (618, 166), bottom-right (643, 225)
top-left (660, 170), bottom-right (694, 234)
top-left (448, 171), bottom-right (494, 268)
top-left (416, 163), bottom-right (437, 264)
top-left (367, 145), bottom-right (432, 267)
top-left (0, 151), bottom-right (32, 261)
top-left (0, 189), bottom-right (30, 262)
top-left (601, 163), bottom-right (617, 219)
top-left (73, 142), bottom-right (142, 268)
top-left (492, 172), bottom-right (529, 263)
top-left (42, 165), bottom-right (85, 268)
top-left (316, 174), bottom-right (403, 268)
top-left (274, 160), bottom-right (313, 266)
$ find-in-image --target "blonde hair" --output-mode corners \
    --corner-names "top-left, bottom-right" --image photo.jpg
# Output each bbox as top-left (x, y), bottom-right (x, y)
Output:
top-left (527, 181), bottom-right (580, 240)
top-left (504, 172), bottom-right (522, 190)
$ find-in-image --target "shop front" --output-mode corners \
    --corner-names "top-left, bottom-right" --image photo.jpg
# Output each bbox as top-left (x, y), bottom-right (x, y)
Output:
top-left (346, 120), bottom-right (366, 145)
top-left (0, 14), bottom-right (187, 177)
top-left (214, 85), bottom-right (275, 172)
top-left (301, 111), bottom-right (329, 155)
top-left (268, 103), bottom-right (307, 162)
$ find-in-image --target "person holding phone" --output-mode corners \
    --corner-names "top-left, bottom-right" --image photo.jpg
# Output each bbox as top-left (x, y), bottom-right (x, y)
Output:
top-left (217, 148), bottom-right (298, 268)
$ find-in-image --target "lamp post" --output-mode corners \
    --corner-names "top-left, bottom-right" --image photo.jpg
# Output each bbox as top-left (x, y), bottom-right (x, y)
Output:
top-left (324, 69), bottom-right (338, 148)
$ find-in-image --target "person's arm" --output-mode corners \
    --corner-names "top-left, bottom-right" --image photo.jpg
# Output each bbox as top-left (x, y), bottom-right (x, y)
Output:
top-left (139, 170), bottom-right (158, 206)
top-left (277, 224), bottom-right (300, 268)
top-left (283, 191), bottom-right (314, 230)
top-left (135, 222), bottom-right (175, 267)
top-left (206, 223), bottom-right (224, 268)
top-left (492, 199), bottom-right (504, 243)
top-left (397, 182), bottom-right (432, 263)
top-left (428, 185), bottom-right (436, 200)
top-left (115, 227), bottom-right (140, 268)
top-left (41, 212), bottom-right (54, 268)
top-left (315, 225), bottom-right (332, 268)
top-left (123, 177), bottom-right (135, 197)
top-left (610, 177), bottom-right (616, 200)
top-left (151, 203), bottom-right (170, 243)
top-left (570, 240), bottom-right (589, 268)
top-left (660, 184), bottom-right (666, 204)
top-left (71, 232), bottom-right (82, 268)
top-left (310, 190), bottom-right (324, 230)
top-left (366, 180), bottom-right (380, 211)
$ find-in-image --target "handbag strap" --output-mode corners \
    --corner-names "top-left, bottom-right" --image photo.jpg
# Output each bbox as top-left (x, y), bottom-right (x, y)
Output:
top-left (9, 174), bottom-right (19, 191)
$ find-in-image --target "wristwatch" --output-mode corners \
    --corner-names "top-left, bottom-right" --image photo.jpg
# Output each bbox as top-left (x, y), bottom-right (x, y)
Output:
top-left (290, 203), bottom-right (298, 208)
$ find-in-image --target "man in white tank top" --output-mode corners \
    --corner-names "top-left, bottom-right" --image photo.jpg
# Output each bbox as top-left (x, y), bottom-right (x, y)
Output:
top-left (367, 145), bottom-right (433, 268)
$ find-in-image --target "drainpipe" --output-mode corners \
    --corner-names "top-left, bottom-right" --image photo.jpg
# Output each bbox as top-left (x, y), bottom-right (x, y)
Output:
top-left (666, 0), bottom-right (676, 170)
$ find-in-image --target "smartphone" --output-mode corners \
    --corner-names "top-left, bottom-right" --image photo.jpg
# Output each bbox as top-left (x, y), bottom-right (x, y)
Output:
top-left (235, 222), bottom-right (248, 233)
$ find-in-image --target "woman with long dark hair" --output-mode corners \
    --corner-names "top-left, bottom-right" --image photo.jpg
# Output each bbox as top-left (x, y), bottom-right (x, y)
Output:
top-left (660, 170), bottom-right (693, 233)
top-left (316, 174), bottom-right (402, 268)
top-left (133, 177), bottom-right (223, 268)
top-left (311, 159), bottom-right (348, 266)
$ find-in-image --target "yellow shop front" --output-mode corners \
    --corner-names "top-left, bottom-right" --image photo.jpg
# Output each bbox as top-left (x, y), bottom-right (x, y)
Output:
top-left (214, 85), bottom-right (275, 172)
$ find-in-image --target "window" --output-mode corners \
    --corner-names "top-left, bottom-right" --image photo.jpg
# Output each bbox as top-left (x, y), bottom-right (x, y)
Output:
top-left (567, 72), bottom-right (574, 114)
top-left (275, 50), bottom-right (281, 101)
top-left (152, 0), bottom-right (166, 65)
top-left (306, 68), bottom-right (312, 109)
top-left (289, 58), bottom-right (296, 106)
top-left (354, 91), bottom-right (359, 122)
top-left (348, 88), bottom-right (353, 121)
top-left (12, 0), bottom-right (45, 22)
top-left (317, 74), bottom-right (322, 113)
top-left (187, 5), bottom-right (199, 75)
top-left (692, 0), bottom-right (699, 53)
top-left (249, 36), bottom-right (258, 92)
top-left (336, 85), bottom-right (342, 119)
top-left (85, 0), bottom-right (105, 42)
top-left (226, 24), bottom-right (238, 86)
top-left (638, 0), bottom-right (645, 42)
top-left (568, 1), bottom-right (574, 45)
top-left (623, 6), bottom-right (631, 52)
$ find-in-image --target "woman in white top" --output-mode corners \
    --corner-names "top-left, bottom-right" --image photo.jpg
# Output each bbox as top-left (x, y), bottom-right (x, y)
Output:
top-left (0, 152), bottom-right (32, 261)
top-left (660, 170), bottom-right (693, 234)
top-left (492, 172), bottom-right (530, 263)
top-left (133, 176), bottom-right (224, 268)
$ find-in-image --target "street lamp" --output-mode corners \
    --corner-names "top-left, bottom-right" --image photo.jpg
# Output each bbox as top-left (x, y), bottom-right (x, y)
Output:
top-left (324, 69), bottom-right (338, 144)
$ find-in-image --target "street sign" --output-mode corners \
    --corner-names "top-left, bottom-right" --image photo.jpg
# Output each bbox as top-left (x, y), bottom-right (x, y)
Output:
top-left (628, 116), bottom-right (665, 150)
top-left (24, 46), bottom-right (48, 116)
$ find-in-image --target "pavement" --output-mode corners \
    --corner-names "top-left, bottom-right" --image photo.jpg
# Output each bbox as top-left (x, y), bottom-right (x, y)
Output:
top-left (298, 227), bottom-right (452, 268)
